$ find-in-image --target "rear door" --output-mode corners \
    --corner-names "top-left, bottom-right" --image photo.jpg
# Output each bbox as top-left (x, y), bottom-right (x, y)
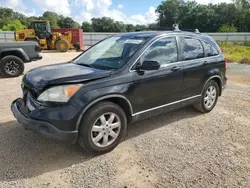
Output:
top-left (179, 36), bottom-right (206, 98)
top-left (130, 36), bottom-right (183, 114)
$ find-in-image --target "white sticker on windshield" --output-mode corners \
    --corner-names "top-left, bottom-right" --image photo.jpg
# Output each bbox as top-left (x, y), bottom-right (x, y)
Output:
top-left (125, 39), bottom-right (143, 44)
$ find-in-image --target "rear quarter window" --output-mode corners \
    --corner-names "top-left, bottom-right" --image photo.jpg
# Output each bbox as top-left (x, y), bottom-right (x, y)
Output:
top-left (201, 41), bottom-right (219, 57)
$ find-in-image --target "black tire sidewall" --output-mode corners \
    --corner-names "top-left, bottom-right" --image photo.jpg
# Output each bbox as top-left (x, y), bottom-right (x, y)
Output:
top-left (201, 80), bottom-right (219, 112)
top-left (56, 40), bottom-right (70, 52)
top-left (73, 42), bottom-right (80, 51)
top-left (79, 102), bottom-right (127, 154)
top-left (0, 56), bottom-right (24, 77)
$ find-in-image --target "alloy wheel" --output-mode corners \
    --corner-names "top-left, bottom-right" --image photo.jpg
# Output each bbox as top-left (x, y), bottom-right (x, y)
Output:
top-left (91, 112), bottom-right (121, 148)
top-left (204, 85), bottom-right (217, 109)
top-left (5, 61), bottom-right (20, 75)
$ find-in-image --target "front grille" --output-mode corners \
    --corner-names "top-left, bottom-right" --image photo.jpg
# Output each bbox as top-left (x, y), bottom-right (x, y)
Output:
top-left (22, 84), bottom-right (29, 99)
top-left (28, 92), bottom-right (41, 108)
top-left (22, 84), bottom-right (39, 99)
top-left (21, 83), bottom-right (41, 112)
top-left (29, 89), bottom-right (38, 98)
top-left (26, 92), bottom-right (41, 112)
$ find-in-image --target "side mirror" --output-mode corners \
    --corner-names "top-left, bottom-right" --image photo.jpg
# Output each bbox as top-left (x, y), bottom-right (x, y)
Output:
top-left (137, 60), bottom-right (160, 71)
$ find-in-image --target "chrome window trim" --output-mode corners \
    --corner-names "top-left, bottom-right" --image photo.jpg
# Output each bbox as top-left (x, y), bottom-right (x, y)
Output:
top-left (129, 35), bottom-right (222, 72)
top-left (180, 54), bottom-right (221, 64)
top-left (132, 95), bottom-right (201, 116)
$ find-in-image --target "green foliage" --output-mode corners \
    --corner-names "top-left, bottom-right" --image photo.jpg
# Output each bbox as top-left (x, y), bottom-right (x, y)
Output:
top-left (125, 24), bottom-right (135, 32)
top-left (148, 23), bottom-right (159, 30)
top-left (91, 17), bottom-right (116, 32)
top-left (218, 24), bottom-right (238, 32)
top-left (156, 0), bottom-right (181, 28)
top-left (219, 41), bottom-right (250, 64)
top-left (82, 22), bottom-right (93, 32)
top-left (2, 20), bottom-right (24, 31)
top-left (156, 0), bottom-right (250, 32)
top-left (42, 11), bottom-right (59, 28)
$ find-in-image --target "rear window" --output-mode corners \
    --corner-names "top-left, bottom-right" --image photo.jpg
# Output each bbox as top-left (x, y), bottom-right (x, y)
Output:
top-left (201, 41), bottom-right (219, 57)
top-left (180, 37), bottom-right (204, 60)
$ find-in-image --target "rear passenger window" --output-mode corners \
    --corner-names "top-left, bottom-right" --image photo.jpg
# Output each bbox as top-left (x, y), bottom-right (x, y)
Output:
top-left (180, 37), bottom-right (204, 60)
top-left (202, 41), bottom-right (219, 57)
top-left (141, 37), bottom-right (178, 65)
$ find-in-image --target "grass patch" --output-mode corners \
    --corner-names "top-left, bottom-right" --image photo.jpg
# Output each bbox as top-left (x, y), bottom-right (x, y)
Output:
top-left (218, 41), bottom-right (250, 64)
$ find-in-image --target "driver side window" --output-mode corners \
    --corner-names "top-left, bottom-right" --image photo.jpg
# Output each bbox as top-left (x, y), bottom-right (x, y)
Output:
top-left (141, 37), bottom-right (178, 66)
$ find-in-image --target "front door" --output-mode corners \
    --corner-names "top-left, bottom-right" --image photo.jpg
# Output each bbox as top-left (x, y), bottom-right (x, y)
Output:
top-left (129, 36), bottom-right (183, 115)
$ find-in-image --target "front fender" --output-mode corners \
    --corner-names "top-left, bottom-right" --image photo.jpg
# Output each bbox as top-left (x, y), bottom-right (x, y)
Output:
top-left (75, 83), bottom-right (133, 129)
top-left (0, 48), bottom-right (30, 61)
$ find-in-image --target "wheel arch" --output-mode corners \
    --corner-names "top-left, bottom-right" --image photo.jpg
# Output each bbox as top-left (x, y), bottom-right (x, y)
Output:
top-left (76, 95), bottom-right (133, 130)
top-left (0, 49), bottom-right (28, 62)
top-left (202, 75), bottom-right (222, 96)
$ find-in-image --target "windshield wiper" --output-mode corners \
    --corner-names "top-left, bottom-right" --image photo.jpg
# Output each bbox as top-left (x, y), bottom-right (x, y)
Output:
top-left (79, 63), bottom-right (95, 68)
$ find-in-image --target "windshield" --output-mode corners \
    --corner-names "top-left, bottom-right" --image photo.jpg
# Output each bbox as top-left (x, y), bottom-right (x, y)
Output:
top-left (74, 36), bottom-right (149, 70)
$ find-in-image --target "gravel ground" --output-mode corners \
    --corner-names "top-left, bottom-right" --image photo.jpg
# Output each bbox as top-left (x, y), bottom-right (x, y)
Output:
top-left (0, 53), bottom-right (249, 188)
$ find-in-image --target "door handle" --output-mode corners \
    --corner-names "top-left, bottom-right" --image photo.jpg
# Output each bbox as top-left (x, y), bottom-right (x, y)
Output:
top-left (203, 61), bottom-right (209, 66)
top-left (171, 66), bottom-right (181, 72)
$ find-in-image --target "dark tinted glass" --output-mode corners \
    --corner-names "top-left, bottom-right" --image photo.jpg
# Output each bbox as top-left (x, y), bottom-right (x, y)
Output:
top-left (142, 37), bottom-right (178, 65)
top-left (202, 41), bottom-right (219, 57)
top-left (180, 37), bottom-right (204, 60)
top-left (75, 36), bottom-right (149, 70)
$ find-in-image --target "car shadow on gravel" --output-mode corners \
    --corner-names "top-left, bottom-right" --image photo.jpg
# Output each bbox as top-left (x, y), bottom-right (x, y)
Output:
top-left (0, 106), bottom-right (201, 182)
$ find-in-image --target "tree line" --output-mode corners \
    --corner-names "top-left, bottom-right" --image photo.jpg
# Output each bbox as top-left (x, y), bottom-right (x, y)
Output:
top-left (0, 0), bottom-right (250, 32)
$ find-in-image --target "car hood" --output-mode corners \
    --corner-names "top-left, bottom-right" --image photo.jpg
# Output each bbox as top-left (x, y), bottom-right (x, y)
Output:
top-left (23, 63), bottom-right (112, 90)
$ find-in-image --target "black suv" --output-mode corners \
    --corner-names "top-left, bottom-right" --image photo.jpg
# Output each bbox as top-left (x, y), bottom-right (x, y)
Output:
top-left (11, 30), bottom-right (227, 153)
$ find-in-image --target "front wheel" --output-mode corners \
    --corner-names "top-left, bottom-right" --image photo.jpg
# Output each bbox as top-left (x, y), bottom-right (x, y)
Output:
top-left (78, 101), bottom-right (127, 154)
top-left (193, 80), bottom-right (219, 113)
top-left (0, 55), bottom-right (24, 77)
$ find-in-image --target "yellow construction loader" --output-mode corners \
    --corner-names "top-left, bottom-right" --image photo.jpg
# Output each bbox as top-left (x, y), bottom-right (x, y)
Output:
top-left (15, 20), bottom-right (73, 52)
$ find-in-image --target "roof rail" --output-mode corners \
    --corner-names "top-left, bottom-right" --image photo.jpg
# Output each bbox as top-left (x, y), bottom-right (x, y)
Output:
top-left (194, 29), bottom-right (200, 34)
top-left (158, 25), bottom-right (200, 34)
top-left (173, 24), bottom-right (181, 32)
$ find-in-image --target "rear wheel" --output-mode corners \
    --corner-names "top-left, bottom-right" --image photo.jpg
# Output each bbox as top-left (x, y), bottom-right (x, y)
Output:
top-left (0, 55), bottom-right (24, 77)
top-left (78, 101), bottom-right (127, 154)
top-left (193, 80), bottom-right (219, 113)
top-left (73, 42), bottom-right (81, 51)
top-left (56, 39), bottom-right (70, 52)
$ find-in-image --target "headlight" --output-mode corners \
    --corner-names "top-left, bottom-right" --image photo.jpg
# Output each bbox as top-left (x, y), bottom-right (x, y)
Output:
top-left (37, 84), bottom-right (83, 102)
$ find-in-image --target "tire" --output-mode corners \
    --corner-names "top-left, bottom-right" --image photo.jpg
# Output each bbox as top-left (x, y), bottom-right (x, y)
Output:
top-left (193, 80), bottom-right (219, 113)
top-left (78, 101), bottom-right (127, 154)
top-left (73, 42), bottom-right (80, 51)
top-left (0, 55), bottom-right (24, 77)
top-left (56, 39), bottom-right (70, 52)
